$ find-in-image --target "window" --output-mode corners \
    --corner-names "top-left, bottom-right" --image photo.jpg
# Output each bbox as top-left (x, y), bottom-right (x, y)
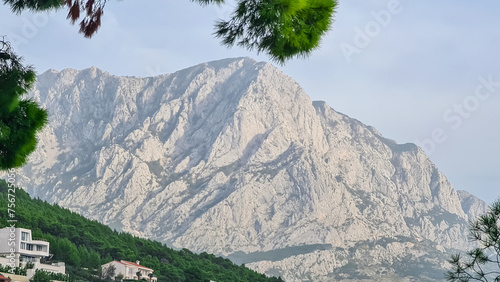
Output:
top-left (26, 244), bottom-right (33, 251)
top-left (36, 245), bottom-right (43, 252)
top-left (21, 256), bottom-right (34, 262)
top-left (128, 268), bottom-right (133, 275)
top-left (21, 232), bottom-right (29, 241)
top-left (21, 242), bottom-right (26, 249)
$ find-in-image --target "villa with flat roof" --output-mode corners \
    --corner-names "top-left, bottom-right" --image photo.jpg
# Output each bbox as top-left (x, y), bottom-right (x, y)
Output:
top-left (0, 227), bottom-right (65, 279)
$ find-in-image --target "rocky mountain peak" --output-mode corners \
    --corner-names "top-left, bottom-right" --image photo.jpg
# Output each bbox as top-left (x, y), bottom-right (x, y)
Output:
top-left (17, 58), bottom-right (487, 281)
top-left (457, 190), bottom-right (490, 221)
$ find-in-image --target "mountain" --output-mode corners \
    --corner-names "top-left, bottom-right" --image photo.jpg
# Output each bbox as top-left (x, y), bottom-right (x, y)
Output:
top-left (456, 190), bottom-right (489, 221)
top-left (17, 57), bottom-right (486, 281)
top-left (0, 180), bottom-right (283, 282)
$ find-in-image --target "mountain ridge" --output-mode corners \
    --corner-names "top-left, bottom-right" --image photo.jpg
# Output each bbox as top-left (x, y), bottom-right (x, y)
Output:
top-left (17, 57), bottom-right (488, 281)
top-left (0, 179), bottom-right (284, 282)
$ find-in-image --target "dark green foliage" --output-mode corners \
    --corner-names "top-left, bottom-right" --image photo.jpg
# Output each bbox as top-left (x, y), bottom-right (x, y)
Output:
top-left (30, 269), bottom-right (69, 282)
top-left (2, 0), bottom-right (335, 62)
top-left (191, 0), bottom-right (224, 4)
top-left (215, 0), bottom-right (337, 63)
top-left (446, 199), bottom-right (500, 281)
top-left (2, 0), bottom-right (62, 13)
top-left (0, 263), bottom-right (28, 275)
top-left (0, 180), bottom-right (282, 281)
top-left (0, 39), bottom-right (48, 170)
top-left (102, 264), bottom-right (116, 280)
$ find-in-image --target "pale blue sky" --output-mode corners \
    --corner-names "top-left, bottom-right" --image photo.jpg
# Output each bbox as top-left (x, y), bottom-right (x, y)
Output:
top-left (1, 0), bottom-right (499, 203)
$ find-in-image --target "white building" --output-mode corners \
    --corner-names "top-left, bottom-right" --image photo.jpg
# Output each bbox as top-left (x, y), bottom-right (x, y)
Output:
top-left (102, 260), bottom-right (157, 281)
top-left (0, 227), bottom-right (65, 278)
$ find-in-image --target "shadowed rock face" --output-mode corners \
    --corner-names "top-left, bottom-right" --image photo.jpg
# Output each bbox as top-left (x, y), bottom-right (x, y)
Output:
top-left (456, 190), bottom-right (490, 221)
top-left (19, 57), bottom-right (484, 281)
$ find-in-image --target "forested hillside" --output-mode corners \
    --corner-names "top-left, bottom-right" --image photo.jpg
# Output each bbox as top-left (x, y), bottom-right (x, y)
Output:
top-left (0, 180), bottom-right (283, 281)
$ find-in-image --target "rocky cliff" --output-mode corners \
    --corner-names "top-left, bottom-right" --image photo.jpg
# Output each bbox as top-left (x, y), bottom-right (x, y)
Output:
top-left (456, 190), bottom-right (489, 221)
top-left (17, 58), bottom-right (485, 281)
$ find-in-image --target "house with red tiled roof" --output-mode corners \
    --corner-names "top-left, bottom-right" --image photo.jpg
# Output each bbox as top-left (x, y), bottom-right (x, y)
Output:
top-left (0, 274), bottom-right (11, 281)
top-left (101, 260), bottom-right (156, 281)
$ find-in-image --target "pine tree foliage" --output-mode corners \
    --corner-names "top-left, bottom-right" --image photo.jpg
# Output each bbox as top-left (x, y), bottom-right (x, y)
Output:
top-left (2, 0), bottom-right (62, 13)
top-left (2, 0), bottom-right (336, 62)
top-left (30, 269), bottom-right (69, 282)
top-left (192, 0), bottom-right (225, 5)
top-left (0, 180), bottom-right (285, 282)
top-left (215, 0), bottom-right (337, 63)
top-left (0, 39), bottom-right (48, 170)
top-left (446, 199), bottom-right (500, 281)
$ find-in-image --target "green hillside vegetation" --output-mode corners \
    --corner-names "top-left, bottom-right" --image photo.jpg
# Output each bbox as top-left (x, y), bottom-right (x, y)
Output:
top-left (0, 180), bottom-right (283, 282)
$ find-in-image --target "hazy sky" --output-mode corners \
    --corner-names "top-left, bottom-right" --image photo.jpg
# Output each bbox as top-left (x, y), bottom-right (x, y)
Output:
top-left (1, 0), bottom-right (499, 203)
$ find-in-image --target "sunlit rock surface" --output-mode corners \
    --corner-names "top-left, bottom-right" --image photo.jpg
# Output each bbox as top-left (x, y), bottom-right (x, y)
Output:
top-left (18, 58), bottom-right (487, 281)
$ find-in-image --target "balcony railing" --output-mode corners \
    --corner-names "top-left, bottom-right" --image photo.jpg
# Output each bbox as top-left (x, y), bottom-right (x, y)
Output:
top-left (32, 238), bottom-right (48, 242)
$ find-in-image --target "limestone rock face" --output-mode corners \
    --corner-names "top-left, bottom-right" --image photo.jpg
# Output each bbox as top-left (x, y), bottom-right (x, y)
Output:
top-left (456, 190), bottom-right (490, 221)
top-left (18, 58), bottom-right (486, 281)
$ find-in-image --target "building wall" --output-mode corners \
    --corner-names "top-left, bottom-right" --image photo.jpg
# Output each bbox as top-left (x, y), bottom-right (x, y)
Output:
top-left (102, 261), bottom-right (156, 280)
top-left (0, 228), bottom-right (49, 259)
top-left (1, 257), bottom-right (65, 279)
top-left (0, 252), bottom-right (21, 268)
top-left (122, 264), bottom-right (140, 279)
top-left (0, 257), bottom-right (14, 268)
top-left (0, 228), bottom-right (64, 277)
top-left (139, 268), bottom-right (153, 279)
top-left (0, 227), bottom-right (19, 254)
top-left (34, 262), bottom-right (65, 274)
top-left (115, 263), bottom-right (127, 278)
top-left (102, 261), bottom-right (128, 279)
top-left (0, 272), bottom-right (30, 282)
top-left (26, 262), bottom-right (66, 279)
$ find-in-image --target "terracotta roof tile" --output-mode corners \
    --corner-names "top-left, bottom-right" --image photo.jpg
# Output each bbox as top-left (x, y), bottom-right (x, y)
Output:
top-left (120, 260), bottom-right (153, 271)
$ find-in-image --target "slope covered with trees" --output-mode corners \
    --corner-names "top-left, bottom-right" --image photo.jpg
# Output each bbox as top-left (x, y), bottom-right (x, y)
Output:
top-left (0, 179), bottom-right (283, 281)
